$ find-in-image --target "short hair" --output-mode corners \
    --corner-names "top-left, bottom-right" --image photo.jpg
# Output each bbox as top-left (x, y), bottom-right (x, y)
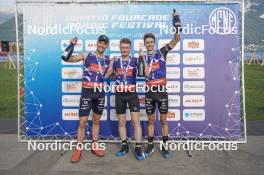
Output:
top-left (120, 38), bottom-right (131, 46)
top-left (143, 33), bottom-right (155, 43)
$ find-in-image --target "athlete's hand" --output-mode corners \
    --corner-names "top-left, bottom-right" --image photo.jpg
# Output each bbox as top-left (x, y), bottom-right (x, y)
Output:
top-left (70, 37), bottom-right (77, 45)
top-left (139, 48), bottom-right (144, 59)
top-left (172, 9), bottom-right (182, 33)
top-left (109, 57), bottom-right (115, 67)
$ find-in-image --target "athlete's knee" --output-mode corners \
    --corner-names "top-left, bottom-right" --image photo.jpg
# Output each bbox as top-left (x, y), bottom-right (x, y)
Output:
top-left (160, 116), bottom-right (168, 126)
top-left (148, 115), bottom-right (155, 125)
top-left (92, 114), bottom-right (101, 125)
top-left (132, 117), bottom-right (140, 127)
top-left (79, 118), bottom-right (87, 128)
top-left (118, 119), bottom-right (126, 128)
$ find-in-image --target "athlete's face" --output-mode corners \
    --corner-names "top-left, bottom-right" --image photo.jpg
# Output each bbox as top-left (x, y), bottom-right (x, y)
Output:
top-left (144, 37), bottom-right (155, 52)
top-left (120, 43), bottom-right (131, 58)
top-left (96, 41), bottom-right (108, 53)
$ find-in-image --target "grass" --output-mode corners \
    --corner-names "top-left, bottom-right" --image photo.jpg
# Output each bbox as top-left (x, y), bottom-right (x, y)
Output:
top-left (244, 64), bottom-right (264, 120)
top-left (0, 62), bottom-right (17, 118)
top-left (0, 62), bottom-right (263, 120)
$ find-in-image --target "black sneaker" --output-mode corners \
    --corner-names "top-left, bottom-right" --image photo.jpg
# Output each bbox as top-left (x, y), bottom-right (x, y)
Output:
top-left (135, 146), bottom-right (145, 161)
top-left (144, 143), bottom-right (155, 157)
top-left (116, 144), bottom-right (129, 157)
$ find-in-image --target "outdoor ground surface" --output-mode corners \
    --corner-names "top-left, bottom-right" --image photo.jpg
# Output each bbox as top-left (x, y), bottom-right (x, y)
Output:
top-left (0, 134), bottom-right (263, 175)
top-left (0, 62), bottom-right (264, 120)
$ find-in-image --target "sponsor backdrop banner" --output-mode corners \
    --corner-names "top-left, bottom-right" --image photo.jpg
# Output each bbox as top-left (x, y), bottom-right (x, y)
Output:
top-left (23, 2), bottom-right (241, 140)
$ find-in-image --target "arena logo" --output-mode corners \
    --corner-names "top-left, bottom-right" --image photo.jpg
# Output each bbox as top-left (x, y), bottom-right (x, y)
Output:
top-left (209, 7), bottom-right (237, 35)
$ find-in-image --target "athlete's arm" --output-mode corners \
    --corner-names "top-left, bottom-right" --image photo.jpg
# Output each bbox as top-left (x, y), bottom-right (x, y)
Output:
top-left (104, 57), bottom-right (115, 78)
top-left (167, 33), bottom-right (180, 50)
top-left (160, 33), bottom-right (180, 60)
top-left (68, 53), bottom-right (85, 62)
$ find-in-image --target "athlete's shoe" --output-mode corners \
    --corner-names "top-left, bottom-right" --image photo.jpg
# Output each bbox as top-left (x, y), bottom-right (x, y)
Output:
top-left (161, 146), bottom-right (172, 159)
top-left (71, 148), bottom-right (81, 163)
top-left (91, 142), bottom-right (104, 157)
top-left (116, 144), bottom-right (129, 157)
top-left (135, 146), bottom-right (145, 161)
top-left (144, 143), bottom-right (155, 157)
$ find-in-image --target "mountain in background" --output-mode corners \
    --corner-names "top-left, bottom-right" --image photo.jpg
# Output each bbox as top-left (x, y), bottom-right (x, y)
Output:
top-left (0, 7), bottom-right (15, 24)
top-left (0, 0), bottom-right (263, 50)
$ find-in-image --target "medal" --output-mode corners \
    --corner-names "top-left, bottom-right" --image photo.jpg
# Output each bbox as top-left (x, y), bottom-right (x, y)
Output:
top-left (120, 56), bottom-right (131, 84)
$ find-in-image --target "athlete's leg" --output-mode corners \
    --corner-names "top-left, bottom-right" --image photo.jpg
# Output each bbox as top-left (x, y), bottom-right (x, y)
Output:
top-left (91, 96), bottom-right (105, 157)
top-left (117, 114), bottom-right (127, 141)
top-left (144, 92), bottom-right (156, 157)
top-left (77, 116), bottom-right (88, 145)
top-left (160, 114), bottom-right (168, 137)
top-left (130, 112), bottom-right (141, 143)
top-left (115, 93), bottom-right (129, 157)
top-left (92, 113), bottom-right (101, 142)
top-left (157, 92), bottom-right (171, 158)
top-left (147, 115), bottom-right (155, 138)
top-left (71, 88), bottom-right (92, 163)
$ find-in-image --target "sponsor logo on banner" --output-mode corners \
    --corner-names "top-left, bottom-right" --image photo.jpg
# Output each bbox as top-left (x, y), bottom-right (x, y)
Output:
top-left (160, 109), bottom-right (180, 121)
top-left (209, 7), bottom-right (237, 35)
top-left (138, 95), bottom-right (145, 107)
top-left (110, 40), bottom-right (120, 51)
top-left (61, 40), bottom-right (83, 51)
top-left (183, 109), bottom-right (205, 121)
top-left (62, 81), bottom-right (82, 93)
top-left (183, 53), bottom-right (204, 65)
top-left (168, 95), bottom-right (180, 107)
top-left (110, 109), bottom-right (131, 121)
top-left (183, 67), bottom-right (205, 79)
top-left (62, 95), bottom-right (80, 107)
top-left (183, 95), bottom-right (205, 107)
top-left (62, 109), bottom-right (107, 121)
top-left (166, 53), bottom-right (180, 65)
top-left (61, 67), bottom-right (83, 79)
top-left (134, 39), bottom-right (145, 51)
top-left (166, 81), bottom-right (180, 93)
top-left (183, 81), bottom-right (205, 93)
top-left (167, 67), bottom-right (180, 79)
top-left (158, 39), bottom-right (180, 51)
top-left (183, 39), bottom-right (204, 51)
top-left (85, 40), bottom-right (97, 51)
top-left (62, 109), bottom-right (79, 120)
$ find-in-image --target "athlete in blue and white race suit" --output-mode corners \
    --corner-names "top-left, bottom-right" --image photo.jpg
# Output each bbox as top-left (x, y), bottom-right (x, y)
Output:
top-left (105, 38), bottom-right (145, 161)
top-left (142, 9), bottom-right (181, 159)
top-left (62, 35), bottom-right (110, 162)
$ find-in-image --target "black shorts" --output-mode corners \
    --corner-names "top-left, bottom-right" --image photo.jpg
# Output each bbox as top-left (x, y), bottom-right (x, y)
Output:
top-left (115, 92), bottom-right (140, 115)
top-left (79, 88), bottom-right (105, 117)
top-left (145, 85), bottom-right (168, 115)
